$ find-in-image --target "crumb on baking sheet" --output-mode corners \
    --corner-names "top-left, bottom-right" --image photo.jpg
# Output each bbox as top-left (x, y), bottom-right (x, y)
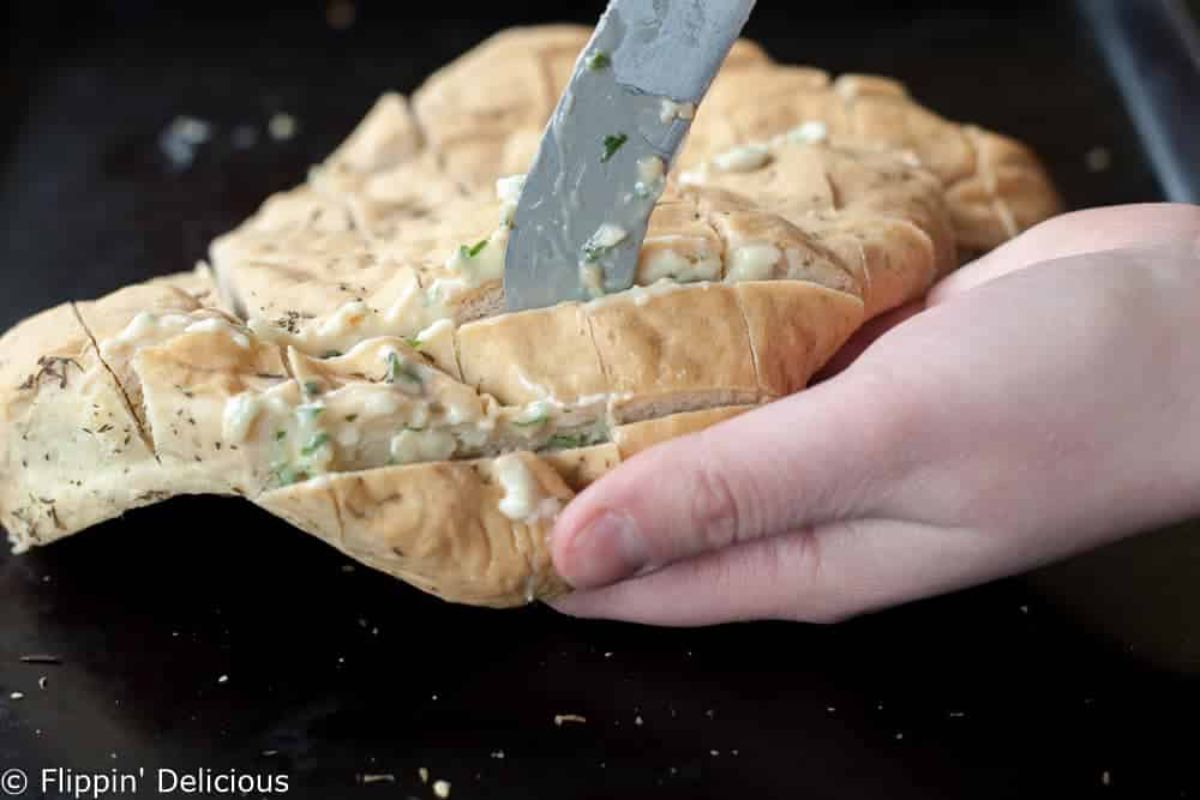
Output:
top-left (9, 691), bottom-right (24, 700)
top-left (269, 113), bottom-right (299, 141)
top-left (358, 774), bottom-right (394, 784)
top-left (433, 779), bottom-right (452, 798)
top-left (418, 767), bottom-right (429, 784)
top-left (554, 713), bottom-right (587, 726)
top-left (160, 115), bottom-right (212, 171)
top-left (19, 654), bottom-right (62, 665)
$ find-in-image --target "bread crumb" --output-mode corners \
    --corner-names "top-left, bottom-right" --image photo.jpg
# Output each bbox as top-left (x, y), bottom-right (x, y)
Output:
top-left (9, 691), bottom-right (24, 700)
top-left (433, 779), bottom-right (451, 798)
top-left (159, 115), bottom-right (212, 170)
top-left (359, 774), bottom-right (394, 784)
top-left (490, 750), bottom-right (505, 759)
top-left (418, 767), bottom-right (429, 784)
top-left (634, 715), bottom-right (643, 726)
top-left (1101, 770), bottom-right (1111, 786)
top-left (554, 713), bottom-right (587, 726)
top-left (269, 113), bottom-right (298, 141)
top-left (217, 674), bottom-right (229, 684)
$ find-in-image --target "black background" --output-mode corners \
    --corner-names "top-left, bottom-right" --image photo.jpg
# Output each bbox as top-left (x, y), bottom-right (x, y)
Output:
top-left (1, 2), bottom-right (1197, 798)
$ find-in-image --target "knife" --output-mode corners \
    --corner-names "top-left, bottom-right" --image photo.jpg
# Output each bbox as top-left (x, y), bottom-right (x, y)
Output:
top-left (504, 0), bottom-right (756, 312)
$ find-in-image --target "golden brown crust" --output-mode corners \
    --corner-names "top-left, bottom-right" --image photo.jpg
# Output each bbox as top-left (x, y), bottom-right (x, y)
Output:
top-left (458, 303), bottom-right (607, 406)
top-left (735, 281), bottom-right (865, 398)
top-left (586, 284), bottom-right (760, 423)
top-left (261, 454), bottom-right (572, 607)
top-left (0, 304), bottom-right (160, 551)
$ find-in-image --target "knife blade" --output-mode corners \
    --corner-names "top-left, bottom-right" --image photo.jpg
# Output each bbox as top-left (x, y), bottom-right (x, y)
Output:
top-left (504, 0), bottom-right (756, 312)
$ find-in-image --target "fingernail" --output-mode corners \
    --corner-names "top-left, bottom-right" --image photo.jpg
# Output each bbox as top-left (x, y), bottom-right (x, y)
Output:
top-left (560, 511), bottom-right (646, 589)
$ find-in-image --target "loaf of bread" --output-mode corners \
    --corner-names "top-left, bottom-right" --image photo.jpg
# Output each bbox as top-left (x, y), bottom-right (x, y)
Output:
top-left (0, 26), bottom-right (1061, 606)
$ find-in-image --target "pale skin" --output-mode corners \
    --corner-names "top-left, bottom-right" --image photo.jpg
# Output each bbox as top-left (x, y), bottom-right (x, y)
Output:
top-left (549, 203), bottom-right (1200, 626)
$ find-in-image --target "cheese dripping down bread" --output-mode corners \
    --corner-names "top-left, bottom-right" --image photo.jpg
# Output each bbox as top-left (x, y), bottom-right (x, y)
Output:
top-left (0, 26), bottom-right (1060, 607)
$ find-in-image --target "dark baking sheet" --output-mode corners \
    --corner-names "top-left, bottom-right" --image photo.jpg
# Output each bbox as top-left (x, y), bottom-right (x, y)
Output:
top-left (1, 2), bottom-right (1197, 798)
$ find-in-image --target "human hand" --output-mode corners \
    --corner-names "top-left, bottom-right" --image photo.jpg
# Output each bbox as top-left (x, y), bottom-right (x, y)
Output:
top-left (548, 203), bottom-right (1200, 625)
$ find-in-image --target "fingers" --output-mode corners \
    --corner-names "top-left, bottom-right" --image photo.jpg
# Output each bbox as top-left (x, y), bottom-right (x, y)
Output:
top-left (931, 203), bottom-right (1200, 302)
top-left (550, 369), bottom-right (909, 590)
top-left (550, 517), bottom-right (1008, 627)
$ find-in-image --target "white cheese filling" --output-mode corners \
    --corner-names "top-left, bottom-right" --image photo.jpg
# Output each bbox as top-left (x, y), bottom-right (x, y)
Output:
top-left (494, 454), bottom-right (562, 523)
top-left (659, 99), bottom-right (696, 124)
top-left (727, 243), bottom-right (782, 282)
top-left (713, 144), bottom-right (772, 173)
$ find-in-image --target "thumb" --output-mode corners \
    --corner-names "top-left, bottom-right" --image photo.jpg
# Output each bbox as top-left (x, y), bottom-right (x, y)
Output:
top-left (550, 370), bottom-right (907, 589)
top-left (931, 203), bottom-right (1200, 302)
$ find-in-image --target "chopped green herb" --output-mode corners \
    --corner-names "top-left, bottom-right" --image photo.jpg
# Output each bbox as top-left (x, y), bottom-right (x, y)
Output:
top-left (582, 243), bottom-right (607, 263)
top-left (274, 430), bottom-right (287, 441)
top-left (301, 432), bottom-right (330, 457)
top-left (513, 410), bottom-right (550, 427)
top-left (404, 335), bottom-right (423, 350)
top-left (459, 239), bottom-right (489, 260)
top-left (344, 414), bottom-right (359, 423)
top-left (303, 380), bottom-right (322, 397)
top-left (586, 50), bottom-right (611, 70)
top-left (601, 133), bottom-right (628, 163)
top-left (385, 352), bottom-right (423, 386)
top-left (548, 433), bottom-right (587, 450)
top-left (321, 350), bottom-right (343, 359)
top-left (272, 463), bottom-right (310, 487)
top-left (298, 404), bottom-right (324, 422)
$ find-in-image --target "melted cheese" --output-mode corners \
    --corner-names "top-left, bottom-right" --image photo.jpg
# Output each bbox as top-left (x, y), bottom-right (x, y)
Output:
top-left (713, 144), bottom-right (771, 173)
top-left (390, 428), bottom-right (456, 464)
top-left (222, 392), bottom-right (261, 442)
top-left (640, 248), bottom-right (722, 284)
top-left (727, 244), bottom-right (782, 282)
top-left (443, 226), bottom-right (509, 286)
top-left (786, 120), bottom-right (829, 145)
top-left (494, 454), bottom-right (561, 523)
top-left (659, 99), bottom-right (696, 124)
top-left (495, 174), bottom-right (526, 225)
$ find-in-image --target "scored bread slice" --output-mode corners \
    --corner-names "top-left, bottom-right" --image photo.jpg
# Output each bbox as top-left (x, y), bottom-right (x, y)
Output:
top-left (0, 270), bottom-right (816, 605)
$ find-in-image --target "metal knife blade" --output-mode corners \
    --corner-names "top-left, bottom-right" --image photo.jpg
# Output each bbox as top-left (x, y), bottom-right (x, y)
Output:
top-left (504, 0), bottom-right (756, 312)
